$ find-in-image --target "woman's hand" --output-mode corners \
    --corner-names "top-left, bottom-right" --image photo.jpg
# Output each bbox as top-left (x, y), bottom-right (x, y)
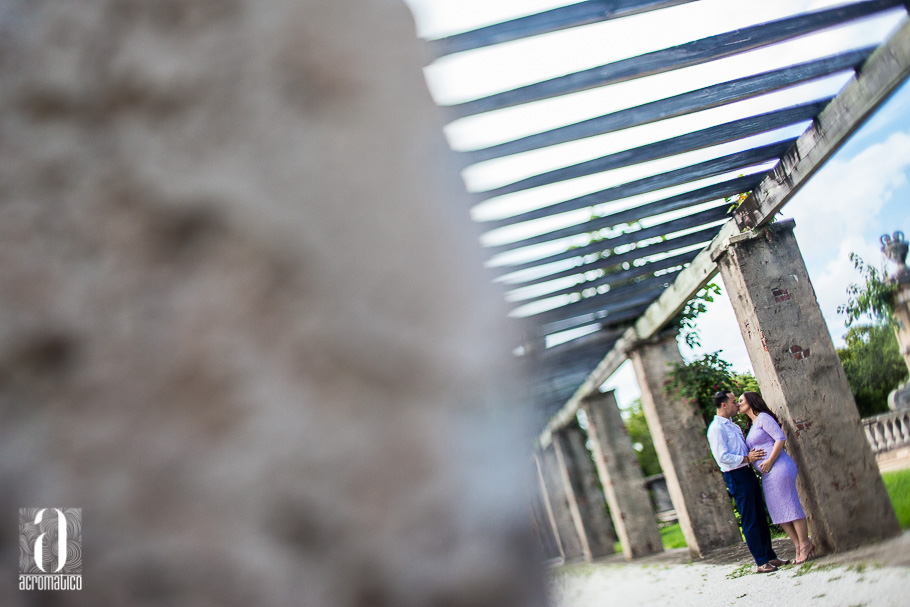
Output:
top-left (760, 460), bottom-right (773, 474)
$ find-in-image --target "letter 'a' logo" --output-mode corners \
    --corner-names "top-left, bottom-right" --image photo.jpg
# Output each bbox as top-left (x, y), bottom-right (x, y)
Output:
top-left (33, 509), bottom-right (68, 572)
top-left (19, 507), bottom-right (82, 576)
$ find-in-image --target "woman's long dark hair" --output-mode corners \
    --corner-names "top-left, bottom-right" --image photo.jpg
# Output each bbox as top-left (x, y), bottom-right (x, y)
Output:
top-left (741, 391), bottom-right (780, 432)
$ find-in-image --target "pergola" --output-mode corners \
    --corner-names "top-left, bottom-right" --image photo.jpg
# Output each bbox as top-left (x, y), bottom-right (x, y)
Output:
top-left (426, 0), bottom-right (910, 563)
top-left (427, 0), bottom-right (910, 437)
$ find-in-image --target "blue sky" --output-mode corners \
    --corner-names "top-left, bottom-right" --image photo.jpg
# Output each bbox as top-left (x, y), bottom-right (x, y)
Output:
top-left (404, 0), bottom-right (910, 411)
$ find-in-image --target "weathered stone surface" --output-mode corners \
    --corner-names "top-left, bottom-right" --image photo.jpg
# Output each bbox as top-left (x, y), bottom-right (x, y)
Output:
top-left (0, 1), bottom-right (546, 604)
top-left (554, 424), bottom-right (617, 559)
top-left (581, 390), bottom-right (663, 560)
top-left (537, 446), bottom-right (586, 563)
top-left (716, 220), bottom-right (900, 554)
top-left (889, 281), bottom-right (910, 410)
top-left (630, 335), bottom-right (742, 558)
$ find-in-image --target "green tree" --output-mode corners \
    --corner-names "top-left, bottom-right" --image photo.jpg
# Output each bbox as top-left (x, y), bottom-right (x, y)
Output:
top-left (837, 253), bottom-right (897, 326)
top-left (836, 253), bottom-right (906, 416)
top-left (624, 399), bottom-right (661, 477)
top-left (837, 323), bottom-right (908, 417)
top-left (731, 372), bottom-right (761, 396)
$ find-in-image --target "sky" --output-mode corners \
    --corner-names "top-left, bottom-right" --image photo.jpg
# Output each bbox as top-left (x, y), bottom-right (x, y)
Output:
top-left (403, 0), bottom-right (910, 411)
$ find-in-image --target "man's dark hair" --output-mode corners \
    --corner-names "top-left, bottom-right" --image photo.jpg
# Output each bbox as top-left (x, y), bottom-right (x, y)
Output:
top-left (713, 390), bottom-right (732, 409)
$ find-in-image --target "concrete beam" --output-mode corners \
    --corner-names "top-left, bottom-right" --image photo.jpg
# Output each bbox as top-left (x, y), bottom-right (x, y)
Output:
top-left (734, 18), bottom-right (910, 230)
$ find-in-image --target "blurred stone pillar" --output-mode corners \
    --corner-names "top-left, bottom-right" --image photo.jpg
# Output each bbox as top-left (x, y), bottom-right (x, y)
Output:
top-left (528, 481), bottom-right (562, 561)
top-left (881, 229), bottom-right (910, 410)
top-left (715, 219), bottom-right (900, 553)
top-left (553, 425), bottom-right (617, 559)
top-left (0, 1), bottom-right (547, 605)
top-left (630, 335), bottom-right (742, 558)
top-left (581, 390), bottom-right (663, 560)
top-left (536, 447), bottom-right (586, 562)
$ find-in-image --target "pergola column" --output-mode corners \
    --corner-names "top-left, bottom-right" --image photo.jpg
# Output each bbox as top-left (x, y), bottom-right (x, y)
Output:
top-left (630, 335), bottom-right (742, 558)
top-left (535, 447), bottom-right (586, 562)
top-left (581, 390), bottom-right (663, 560)
top-left (552, 425), bottom-right (617, 559)
top-left (528, 463), bottom-right (562, 561)
top-left (714, 219), bottom-right (900, 553)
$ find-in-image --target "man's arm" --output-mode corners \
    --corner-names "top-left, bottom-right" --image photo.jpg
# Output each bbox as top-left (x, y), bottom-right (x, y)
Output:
top-left (708, 424), bottom-right (764, 467)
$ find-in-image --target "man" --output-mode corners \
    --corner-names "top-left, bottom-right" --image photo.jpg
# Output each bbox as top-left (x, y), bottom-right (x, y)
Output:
top-left (707, 390), bottom-right (787, 573)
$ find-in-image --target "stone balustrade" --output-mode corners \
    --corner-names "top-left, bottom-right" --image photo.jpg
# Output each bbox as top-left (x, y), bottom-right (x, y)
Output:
top-left (863, 410), bottom-right (910, 454)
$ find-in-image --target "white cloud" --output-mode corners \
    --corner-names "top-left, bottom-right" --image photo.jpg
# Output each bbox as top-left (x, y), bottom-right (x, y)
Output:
top-left (804, 234), bottom-right (883, 346)
top-left (786, 128), bottom-right (910, 266)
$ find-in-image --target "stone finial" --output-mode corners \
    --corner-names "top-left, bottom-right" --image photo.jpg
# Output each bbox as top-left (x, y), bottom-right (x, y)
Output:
top-left (881, 231), bottom-right (909, 282)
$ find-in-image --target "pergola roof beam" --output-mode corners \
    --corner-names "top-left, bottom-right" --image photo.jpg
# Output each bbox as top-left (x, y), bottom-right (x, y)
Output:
top-left (429, 1), bottom-right (699, 57)
top-left (485, 182), bottom-right (746, 258)
top-left (449, 0), bottom-right (902, 117)
top-left (536, 286), bottom-right (669, 334)
top-left (482, 139), bottom-right (793, 232)
top-left (494, 202), bottom-right (732, 278)
top-left (538, 14), bottom-right (910, 446)
top-left (506, 223), bottom-right (720, 290)
top-left (531, 271), bottom-right (681, 326)
top-left (514, 248), bottom-right (699, 305)
top-left (734, 16), bottom-right (910, 229)
top-left (467, 47), bottom-right (874, 164)
top-left (479, 99), bottom-right (830, 201)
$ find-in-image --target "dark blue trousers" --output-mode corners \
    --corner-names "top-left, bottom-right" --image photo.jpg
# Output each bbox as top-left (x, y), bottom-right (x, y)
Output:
top-left (723, 466), bottom-right (777, 566)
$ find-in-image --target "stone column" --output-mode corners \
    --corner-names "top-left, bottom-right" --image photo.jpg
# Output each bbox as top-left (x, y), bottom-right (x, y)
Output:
top-left (534, 457), bottom-right (565, 561)
top-left (528, 483), bottom-right (562, 560)
top-left (630, 335), bottom-right (742, 558)
top-left (536, 448), bottom-right (586, 562)
top-left (581, 390), bottom-right (663, 560)
top-left (715, 219), bottom-right (900, 553)
top-left (553, 425), bottom-right (617, 559)
top-left (890, 281), bottom-right (910, 410)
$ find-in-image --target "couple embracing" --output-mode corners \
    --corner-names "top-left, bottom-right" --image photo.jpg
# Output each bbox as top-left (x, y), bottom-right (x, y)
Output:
top-left (707, 390), bottom-right (815, 573)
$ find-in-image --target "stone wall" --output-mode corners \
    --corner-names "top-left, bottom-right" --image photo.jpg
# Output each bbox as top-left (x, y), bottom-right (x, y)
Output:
top-left (0, 1), bottom-right (546, 605)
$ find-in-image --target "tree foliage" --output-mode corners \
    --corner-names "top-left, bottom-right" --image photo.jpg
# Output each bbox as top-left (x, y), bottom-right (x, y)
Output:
top-left (663, 352), bottom-right (760, 429)
top-left (837, 253), bottom-right (898, 326)
top-left (663, 351), bottom-right (732, 426)
top-left (835, 252), bottom-right (905, 416)
top-left (837, 323), bottom-right (908, 418)
top-left (624, 398), bottom-right (661, 477)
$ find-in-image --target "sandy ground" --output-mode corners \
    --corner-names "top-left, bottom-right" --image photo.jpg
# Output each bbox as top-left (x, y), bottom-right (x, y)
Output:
top-left (549, 533), bottom-right (910, 607)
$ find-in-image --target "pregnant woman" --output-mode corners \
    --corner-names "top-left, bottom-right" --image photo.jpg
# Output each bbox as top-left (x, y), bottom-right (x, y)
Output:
top-left (738, 392), bottom-right (815, 564)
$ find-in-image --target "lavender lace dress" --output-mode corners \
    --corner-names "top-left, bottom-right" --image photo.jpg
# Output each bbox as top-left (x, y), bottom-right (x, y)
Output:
top-left (745, 412), bottom-right (805, 524)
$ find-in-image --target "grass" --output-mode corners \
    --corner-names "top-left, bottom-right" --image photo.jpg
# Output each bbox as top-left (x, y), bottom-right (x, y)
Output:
top-left (881, 468), bottom-right (910, 528)
top-left (660, 522), bottom-right (687, 549)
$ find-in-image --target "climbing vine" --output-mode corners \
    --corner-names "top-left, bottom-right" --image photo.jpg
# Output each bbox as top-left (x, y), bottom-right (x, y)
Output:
top-left (672, 283), bottom-right (722, 348)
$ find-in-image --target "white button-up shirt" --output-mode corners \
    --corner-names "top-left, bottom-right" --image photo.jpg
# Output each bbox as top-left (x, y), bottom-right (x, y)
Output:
top-left (707, 415), bottom-right (749, 472)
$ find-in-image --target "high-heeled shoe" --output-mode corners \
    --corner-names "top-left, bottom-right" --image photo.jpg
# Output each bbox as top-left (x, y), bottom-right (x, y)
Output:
top-left (794, 542), bottom-right (816, 564)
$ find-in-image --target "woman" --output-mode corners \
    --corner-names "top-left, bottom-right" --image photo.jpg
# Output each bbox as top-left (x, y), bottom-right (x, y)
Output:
top-left (738, 391), bottom-right (815, 564)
